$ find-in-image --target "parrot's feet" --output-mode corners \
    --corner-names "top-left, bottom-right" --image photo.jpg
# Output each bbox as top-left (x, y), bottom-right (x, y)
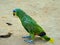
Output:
top-left (24, 40), bottom-right (34, 43)
top-left (22, 36), bottom-right (31, 38)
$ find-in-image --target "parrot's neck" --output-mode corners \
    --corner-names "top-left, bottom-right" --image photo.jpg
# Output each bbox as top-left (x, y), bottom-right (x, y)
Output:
top-left (17, 13), bottom-right (28, 21)
top-left (16, 9), bottom-right (29, 21)
top-left (17, 14), bottom-right (24, 20)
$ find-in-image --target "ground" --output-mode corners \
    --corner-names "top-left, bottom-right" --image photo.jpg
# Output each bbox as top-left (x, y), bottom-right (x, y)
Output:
top-left (0, 0), bottom-right (60, 45)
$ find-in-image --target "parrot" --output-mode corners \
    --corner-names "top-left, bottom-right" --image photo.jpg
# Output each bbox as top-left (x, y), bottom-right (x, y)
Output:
top-left (13, 8), bottom-right (54, 43)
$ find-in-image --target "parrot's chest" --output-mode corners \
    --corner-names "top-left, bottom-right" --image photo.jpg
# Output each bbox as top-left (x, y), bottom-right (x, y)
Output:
top-left (21, 17), bottom-right (36, 29)
top-left (22, 16), bottom-right (32, 24)
top-left (21, 16), bottom-right (41, 34)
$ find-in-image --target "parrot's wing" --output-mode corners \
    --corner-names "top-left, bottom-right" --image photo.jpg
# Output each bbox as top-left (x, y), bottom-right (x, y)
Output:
top-left (22, 16), bottom-right (44, 39)
top-left (23, 21), bottom-right (37, 32)
top-left (23, 21), bottom-right (37, 40)
top-left (23, 19), bottom-right (44, 34)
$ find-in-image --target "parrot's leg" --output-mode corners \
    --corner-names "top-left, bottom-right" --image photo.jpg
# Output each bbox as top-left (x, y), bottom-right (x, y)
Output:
top-left (24, 33), bottom-right (35, 43)
top-left (24, 40), bottom-right (33, 43)
top-left (22, 36), bottom-right (31, 38)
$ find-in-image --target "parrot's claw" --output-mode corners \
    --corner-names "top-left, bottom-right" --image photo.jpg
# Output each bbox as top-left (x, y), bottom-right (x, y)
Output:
top-left (24, 40), bottom-right (33, 43)
top-left (22, 36), bottom-right (31, 38)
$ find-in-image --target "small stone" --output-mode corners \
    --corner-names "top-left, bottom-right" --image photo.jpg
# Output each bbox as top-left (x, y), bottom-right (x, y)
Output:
top-left (6, 23), bottom-right (12, 26)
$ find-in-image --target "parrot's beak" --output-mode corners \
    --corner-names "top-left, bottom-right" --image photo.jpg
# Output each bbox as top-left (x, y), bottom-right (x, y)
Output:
top-left (13, 12), bottom-right (16, 16)
top-left (13, 10), bottom-right (18, 18)
top-left (13, 10), bottom-right (16, 16)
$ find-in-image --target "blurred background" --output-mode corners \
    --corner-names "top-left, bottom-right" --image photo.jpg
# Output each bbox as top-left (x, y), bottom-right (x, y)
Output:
top-left (0, 0), bottom-right (60, 45)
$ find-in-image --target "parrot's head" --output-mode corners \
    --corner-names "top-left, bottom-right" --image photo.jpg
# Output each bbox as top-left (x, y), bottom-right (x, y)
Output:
top-left (13, 8), bottom-right (26, 18)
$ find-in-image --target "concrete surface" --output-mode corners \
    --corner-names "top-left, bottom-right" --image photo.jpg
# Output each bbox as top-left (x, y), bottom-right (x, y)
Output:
top-left (0, 0), bottom-right (60, 45)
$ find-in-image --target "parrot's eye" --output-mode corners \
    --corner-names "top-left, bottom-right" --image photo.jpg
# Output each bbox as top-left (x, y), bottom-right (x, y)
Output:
top-left (13, 10), bottom-right (16, 16)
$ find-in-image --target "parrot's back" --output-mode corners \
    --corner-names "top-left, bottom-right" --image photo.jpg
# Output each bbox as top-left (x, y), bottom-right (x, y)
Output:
top-left (21, 15), bottom-right (44, 34)
top-left (14, 8), bottom-right (45, 34)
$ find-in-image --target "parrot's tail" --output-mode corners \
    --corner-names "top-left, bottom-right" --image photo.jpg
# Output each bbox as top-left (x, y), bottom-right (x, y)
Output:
top-left (39, 32), bottom-right (50, 41)
top-left (0, 32), bottom-right (12, 38)
top-left (49, 38), bottom-right (54, 43)
top-left (42, 35), bottom-right (50, 41)
top-left (42, 35), bottom-right (54, 43)
top-left (38, 32), bottom-right (54, 43)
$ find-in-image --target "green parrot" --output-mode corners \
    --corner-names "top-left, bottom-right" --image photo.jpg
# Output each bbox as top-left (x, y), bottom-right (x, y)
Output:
top-left (13, 8), bottom-right (54, 43)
